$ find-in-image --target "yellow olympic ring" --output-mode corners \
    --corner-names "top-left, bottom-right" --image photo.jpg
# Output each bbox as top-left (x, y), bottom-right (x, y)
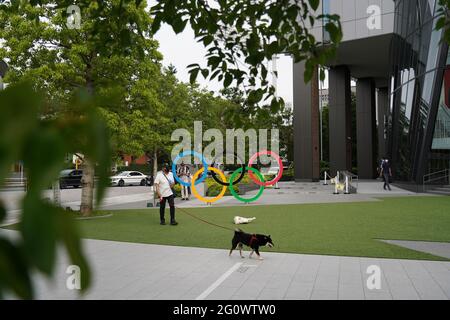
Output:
top-left (191, 167), bottom-right (227, 203)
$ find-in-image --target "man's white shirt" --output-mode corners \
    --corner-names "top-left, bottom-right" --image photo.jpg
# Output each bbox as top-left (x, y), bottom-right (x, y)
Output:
top-left (154, 171), bottom-right (174, 197)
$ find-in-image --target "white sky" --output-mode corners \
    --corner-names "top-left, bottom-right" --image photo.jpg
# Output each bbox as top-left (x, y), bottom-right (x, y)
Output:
top-left (154, 23), bottom-right (295, 106)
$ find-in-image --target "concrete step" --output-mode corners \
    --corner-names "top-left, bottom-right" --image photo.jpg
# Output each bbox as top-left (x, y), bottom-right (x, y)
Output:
top-left (433, 186), bottom-right (450, 192)
top-left (428, 190), bottom-right (450, 196)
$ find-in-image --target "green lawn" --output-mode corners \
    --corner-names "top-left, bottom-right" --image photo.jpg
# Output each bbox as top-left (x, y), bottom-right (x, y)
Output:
top-left (5, 196), bottom-right (450, 260)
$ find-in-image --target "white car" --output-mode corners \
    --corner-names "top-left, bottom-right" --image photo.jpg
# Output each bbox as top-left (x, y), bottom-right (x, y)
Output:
top-left (111, 171), bottom-right (148, 187)
top-left (266, 166), bottom-right (281, 175)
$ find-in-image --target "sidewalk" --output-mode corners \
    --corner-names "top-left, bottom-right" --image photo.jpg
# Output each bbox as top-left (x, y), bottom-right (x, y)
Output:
top-left (1, 181), bottom-right (433, 226)
top-left (2, 229), bottom-right (449, 300)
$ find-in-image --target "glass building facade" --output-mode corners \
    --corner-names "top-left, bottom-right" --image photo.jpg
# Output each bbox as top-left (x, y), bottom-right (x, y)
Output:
top-left (389, 0), bottom-right (450, 183)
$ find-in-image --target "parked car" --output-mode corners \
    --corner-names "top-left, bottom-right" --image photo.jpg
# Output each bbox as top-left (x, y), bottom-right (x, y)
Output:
top-left (266, 166), bottom-right (281, 175)
top-left (59, 169), bottom-right (83, 189)
top-left (110, 171), bottom-right (148, 187)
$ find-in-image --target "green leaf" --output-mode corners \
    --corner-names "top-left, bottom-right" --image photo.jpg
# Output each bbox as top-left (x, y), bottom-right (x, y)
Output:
top-left (201, 35), bottom-right (214, 46)
top-left (201, 68), bottom-right (209, 78)
top-left (207, 55), bottom-right (222, 70)
top-left (325, 22), bottom-right (343, 43)
top-left (267, 41), bottom-right (279, 57)
top-left (436, 17), bottom-right (446, 31)
top-left (320, 68), bottom-right (326, 82)
top-left (172, 18), bottom-right (188, 34)
top-left (0, 238), bottom-right (33, 299)
top-left (308, 0), bottom-right (320, 11)
top-left (0, 82), bottom-right (39, 184)
top-left (224, 73), bottom-right (233, 88)
top-left (151, 16), bottom-right (162, 34)
top-left (210, 69), bottom-right (221, 80)
top-left (22, 127), bottom-right (65, 192)
top-left (55, 212), bottom-right (91, 292)
top-left (0, 203), bottom-right (5, 223)
top-left (20, 196), bottom-right (57, 275)
top-left (187, 63), bottom-right (200, 69)
top-left (89, 111), bottom-right (111, 206)
top-left (189, 68), bottom-right (200, 84)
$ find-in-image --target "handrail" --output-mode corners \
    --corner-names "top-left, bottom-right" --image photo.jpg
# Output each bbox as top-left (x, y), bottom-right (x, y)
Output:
top-left (341, 170), bottom-right (359, 189)
top-left (423, 169), bottom-right (449, 182)
top-left (423, 169), bottom-right (449, 192)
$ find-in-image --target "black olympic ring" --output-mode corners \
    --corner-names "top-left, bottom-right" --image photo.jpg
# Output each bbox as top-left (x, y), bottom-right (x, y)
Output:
top-left (210, 153), bottom-right (246, 186)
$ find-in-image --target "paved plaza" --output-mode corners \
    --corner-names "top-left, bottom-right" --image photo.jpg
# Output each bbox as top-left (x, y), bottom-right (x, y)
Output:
top-left (1, 181), bottom-right (448, 300)
top-left (0, 181), bottom-right (429, 226)
top-left (1, 229), bottom-right (449, 300)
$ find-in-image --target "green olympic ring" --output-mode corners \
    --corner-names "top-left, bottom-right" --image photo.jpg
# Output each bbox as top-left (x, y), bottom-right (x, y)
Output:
top-left (229, 166), bottom-right (265, 203)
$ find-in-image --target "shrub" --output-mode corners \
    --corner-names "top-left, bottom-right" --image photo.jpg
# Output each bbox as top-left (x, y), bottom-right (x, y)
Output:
top-left (205, 177), bottom-right (238, 196)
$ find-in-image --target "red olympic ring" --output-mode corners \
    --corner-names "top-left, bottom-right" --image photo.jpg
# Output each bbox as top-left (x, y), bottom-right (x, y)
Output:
top-left (248, 150), bottom-right (283, 186)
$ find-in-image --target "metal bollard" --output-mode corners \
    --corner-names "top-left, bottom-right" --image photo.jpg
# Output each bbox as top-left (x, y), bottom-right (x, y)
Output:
top-left (344, 176), bottom-right (350, 194)
top-left (333, 177), bottom-right (339, 194)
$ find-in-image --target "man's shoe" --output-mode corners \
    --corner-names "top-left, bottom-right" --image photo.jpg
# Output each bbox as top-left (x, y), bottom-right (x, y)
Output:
top-left (170, 221), bottom-right (178, 226)
top-left (160, 221), bottom-right (166, 225)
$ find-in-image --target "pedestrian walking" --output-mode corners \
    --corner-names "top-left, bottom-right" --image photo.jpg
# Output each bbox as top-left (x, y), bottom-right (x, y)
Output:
top-left (379, 157), bottom-right (392, 191)
top-left (177, 161), bottom-right (191, 200)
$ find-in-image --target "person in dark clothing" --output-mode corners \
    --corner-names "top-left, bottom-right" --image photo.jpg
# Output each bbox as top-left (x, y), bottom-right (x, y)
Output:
top-left (379, 158), bottom-right (392, 191)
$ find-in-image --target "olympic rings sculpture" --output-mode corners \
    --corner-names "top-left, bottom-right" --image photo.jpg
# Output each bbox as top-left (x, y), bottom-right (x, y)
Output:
top-left (172, 150), bottom-right (283, 204)
top-left (210, 152), bottom-right (246, 186)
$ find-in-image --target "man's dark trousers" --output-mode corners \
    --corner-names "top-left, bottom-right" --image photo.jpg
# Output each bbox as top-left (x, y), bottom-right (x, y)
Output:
top-left (383, 173), bottom-right (391, 190)
top-left (160, 195), bottom-right (175, 223)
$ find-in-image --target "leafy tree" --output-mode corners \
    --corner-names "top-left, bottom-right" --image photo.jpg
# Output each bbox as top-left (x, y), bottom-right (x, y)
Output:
top-left (0, 82), bottom-right (111, 298)
top-left (0, 0), bottom-right (160, 215)
top-left (0, 0), bottom-right (341, 299)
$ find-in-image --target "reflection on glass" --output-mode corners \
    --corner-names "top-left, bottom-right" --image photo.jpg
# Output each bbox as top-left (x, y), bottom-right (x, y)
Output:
top-left (406, 69), bottom-right (416, 121)
top-left (391, 0), bottom-right (448, 181)
top-left (432, 67), bottom-right (450, 150)
top-left (422, 71), bottom-right (435, 109)
top-left (322, 0), bottom-right (330, 42)
top-left (425, 18), bottom-right (443, 72)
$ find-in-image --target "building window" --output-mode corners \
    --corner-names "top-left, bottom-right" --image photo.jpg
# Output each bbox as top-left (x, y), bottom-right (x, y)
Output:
top-left (432, 62), bottom-right (450, 151)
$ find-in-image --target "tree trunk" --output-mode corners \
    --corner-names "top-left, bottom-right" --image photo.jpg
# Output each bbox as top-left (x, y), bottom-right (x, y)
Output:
top-left (52, 180), bottom-right (61, 206)
top-left (80, 61), bottom-right (95, 217)
top-left (80, 157), bottom-right (95, 216)
top-left (153, 148), bottom-right (158, 178)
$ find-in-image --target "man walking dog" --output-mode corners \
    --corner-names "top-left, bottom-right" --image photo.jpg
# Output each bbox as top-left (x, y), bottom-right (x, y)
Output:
top-left (154, 163), bottom-right (178, 225)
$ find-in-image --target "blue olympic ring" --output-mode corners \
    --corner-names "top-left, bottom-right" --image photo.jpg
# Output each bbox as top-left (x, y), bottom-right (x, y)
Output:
top-left (172, 150), bottom-right (208, 187)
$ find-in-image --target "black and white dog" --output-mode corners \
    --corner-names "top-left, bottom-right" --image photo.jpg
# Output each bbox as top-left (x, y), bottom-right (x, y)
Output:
top-left (229, 229), bottom-right (274, 260)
